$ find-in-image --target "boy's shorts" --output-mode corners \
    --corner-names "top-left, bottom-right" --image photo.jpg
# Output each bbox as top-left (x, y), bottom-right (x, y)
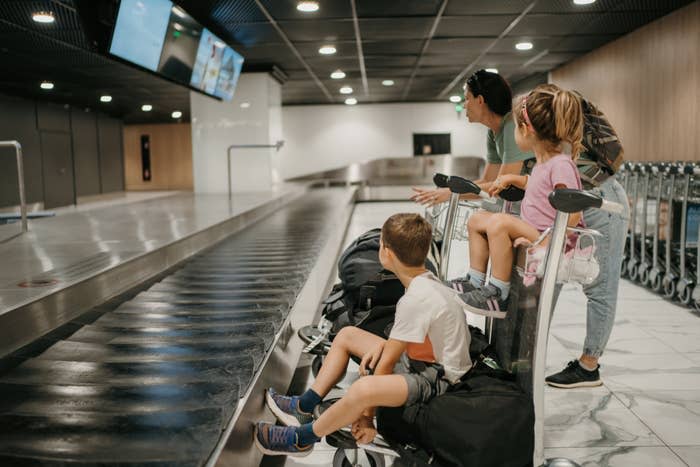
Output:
top-left (393, 354), bottom-right (450, 406)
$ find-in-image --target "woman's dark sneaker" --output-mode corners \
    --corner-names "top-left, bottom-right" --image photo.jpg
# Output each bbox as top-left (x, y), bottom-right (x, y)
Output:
top-left (457, 284), bottom-right (508, 318)
top-left (546, 360), bottom-right (602, 388)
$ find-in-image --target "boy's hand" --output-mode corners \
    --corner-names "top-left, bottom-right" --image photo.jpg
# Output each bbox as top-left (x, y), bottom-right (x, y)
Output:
top-left (359, 342), bottom-right (384, 376)
top-left (351, 415), bottom-right (377, 444)
top-left (410, 187), bottom-right (450, 207)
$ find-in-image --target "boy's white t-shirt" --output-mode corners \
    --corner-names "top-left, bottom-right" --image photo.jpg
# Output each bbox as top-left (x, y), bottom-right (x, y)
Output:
top-left (389, 271), bottom-right (472, 383)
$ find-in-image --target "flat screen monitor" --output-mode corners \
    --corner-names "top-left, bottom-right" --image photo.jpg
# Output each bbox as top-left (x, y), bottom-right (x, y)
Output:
top-left (110, 1), bottom-right (244, 101)
top-left (157, 5), bottom-right (203, 84)
top-left (109, 0), bottom-right (172, 72)
top-left (214, 46), bottom-right (245, 101)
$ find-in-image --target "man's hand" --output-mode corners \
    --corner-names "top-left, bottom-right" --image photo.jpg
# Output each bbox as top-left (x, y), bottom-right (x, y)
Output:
top-left (359, 341), bottom-right (384, 376)
top-left (351, 415), bottom-right (377, 444)
top-left (410, 187), bottom-right (450, 207)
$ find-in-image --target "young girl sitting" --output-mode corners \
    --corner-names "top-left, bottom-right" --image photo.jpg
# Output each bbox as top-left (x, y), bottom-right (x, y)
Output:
top-left (458, 84), bottom-right (584, 316)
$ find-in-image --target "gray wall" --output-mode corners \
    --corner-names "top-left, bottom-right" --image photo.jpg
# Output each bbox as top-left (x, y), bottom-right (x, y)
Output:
top-left (0, 94), bottom-right (124, 209)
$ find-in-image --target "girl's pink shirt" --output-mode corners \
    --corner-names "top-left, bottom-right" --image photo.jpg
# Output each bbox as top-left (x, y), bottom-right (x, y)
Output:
top-left (520, 154), bottom-right (584, 232)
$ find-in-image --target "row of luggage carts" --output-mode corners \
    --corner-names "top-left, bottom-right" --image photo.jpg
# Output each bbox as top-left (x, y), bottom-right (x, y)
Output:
top-left (618, 161), bottom-right (700, 308)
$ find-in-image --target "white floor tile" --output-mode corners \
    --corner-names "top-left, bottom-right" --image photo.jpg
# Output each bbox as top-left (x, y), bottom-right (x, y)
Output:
top-left (614, 390), bottom-right (700, 445)
top-left (543, 446), bottom-right (688, 467)
top-left (673, 446), bottom-right (700, 467)
top-left (544, 388), bottom-right (662, 448)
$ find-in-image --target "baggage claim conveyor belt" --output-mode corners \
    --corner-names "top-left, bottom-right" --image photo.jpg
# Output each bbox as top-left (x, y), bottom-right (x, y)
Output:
top-left (0, 187), bottom-right (355, 467)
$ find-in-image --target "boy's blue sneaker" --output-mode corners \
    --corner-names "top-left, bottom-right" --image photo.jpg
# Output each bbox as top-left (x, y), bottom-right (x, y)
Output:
top-left (458, 284), bottom-right (508, 318)
top-left (254, 422), bottom-right (314, 457)
top-left (265, 388), bottom-right (313, 426)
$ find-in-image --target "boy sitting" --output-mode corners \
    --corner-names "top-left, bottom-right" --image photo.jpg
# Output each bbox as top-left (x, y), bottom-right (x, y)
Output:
top-left (254, 213), bottom-right (472, 456)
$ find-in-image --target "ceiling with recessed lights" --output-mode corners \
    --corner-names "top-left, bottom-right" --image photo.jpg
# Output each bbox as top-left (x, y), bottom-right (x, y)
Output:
top-left (0, 0), bottom-right (694, 123)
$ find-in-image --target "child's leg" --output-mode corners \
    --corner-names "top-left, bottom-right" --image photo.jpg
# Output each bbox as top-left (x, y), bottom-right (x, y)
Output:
top-left (310, 326), bottom-right (385, 398)
top-left (486, 214), bottom-right (539, 283)
top-left (467, 211), bottom-right (494, 275)
top-left (311, 374), bottom-right (409, 437)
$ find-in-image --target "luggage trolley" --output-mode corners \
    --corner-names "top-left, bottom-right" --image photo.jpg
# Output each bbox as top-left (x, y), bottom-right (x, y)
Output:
top-left (675, 164), bottom-right (700, 304)
top-left (638, 164), bottom-right (662, 285)
top-left (622, 163), bottom-right (640, 278)
top-left (320, 188), bottom-right (622, 467)
top-left (661, 164), bottom-right (681, 298)
top-left (627, 163), bottom-right (648, 281)
top-left (647, 163), bottom-right (670, 291)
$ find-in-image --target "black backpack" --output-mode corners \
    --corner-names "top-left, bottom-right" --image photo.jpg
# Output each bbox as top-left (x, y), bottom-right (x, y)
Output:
top-left (578, 95), bottom-right (625, 174)
top-left (322, 229), bottom-right (406, 338)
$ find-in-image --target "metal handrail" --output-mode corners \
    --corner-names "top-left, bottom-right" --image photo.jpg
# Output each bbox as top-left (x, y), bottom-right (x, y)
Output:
top-left (226, 141), bottom-right (284, 199)
top-left (0, 140), bottom-right (27, 232)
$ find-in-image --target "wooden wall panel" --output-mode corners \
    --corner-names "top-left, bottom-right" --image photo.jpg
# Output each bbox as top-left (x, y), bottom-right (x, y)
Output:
top-left (551, 1), bottom-right (699, 162)
top-left (123, 123), bottom-right (193, 191)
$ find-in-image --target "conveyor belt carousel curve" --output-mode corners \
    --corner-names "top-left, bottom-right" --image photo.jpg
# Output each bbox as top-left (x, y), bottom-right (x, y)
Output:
top-left (0, 191), bottom-right (340, 466)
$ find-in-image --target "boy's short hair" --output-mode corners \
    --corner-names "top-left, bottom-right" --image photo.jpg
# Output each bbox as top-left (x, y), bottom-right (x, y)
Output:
top-left (381, 213), bottom-right (432, 267)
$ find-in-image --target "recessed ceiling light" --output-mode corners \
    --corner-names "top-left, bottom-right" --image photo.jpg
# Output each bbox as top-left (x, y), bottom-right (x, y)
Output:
top-left (32, 11), bottom-right (55, 23)
top-left (171, 110), bottom-right (182, 119)
top-left (240, 102), bottom-right (251, 109)
top-left (515, 42), bottom-right (533, 51)
top-left (141, 104), bottom-right (153, 112)
top-left (485, 68), bottom-right (499, 74)
top-left (382, 80), bottom-right (395, 86)
top-left (40, 81), bottom-right (54, 90)
top-left (100, 95), bottom-right (112, 102)
top-left (449, 95), bottom-right (461, 103)
top-left (330, 70), bottom-right (346, 79)
top-left (573, 0), bottom-right (596, 4)
top-left (344, 98), bottom-right (357, 105)
top-left (297, 1), bottom-right (319, 12)
top-left (319, 45), bottom-right (336, 55)
top-left (339, 86), bottom-right (353, 94)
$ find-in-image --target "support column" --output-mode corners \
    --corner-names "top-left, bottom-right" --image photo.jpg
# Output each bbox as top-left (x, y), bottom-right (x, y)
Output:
top-left (190, 72), bottom-right (282, 193)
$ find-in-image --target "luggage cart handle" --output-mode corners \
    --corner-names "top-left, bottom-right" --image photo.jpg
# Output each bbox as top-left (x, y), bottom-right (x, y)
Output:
top-left (548, 188), bottom-right (624, 215)
top-left (447, 175), bottom-right (489, 198)
top-left (433, 172), bottom-right (450, 188)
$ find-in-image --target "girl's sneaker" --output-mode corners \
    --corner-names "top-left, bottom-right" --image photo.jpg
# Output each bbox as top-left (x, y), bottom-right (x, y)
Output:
top-left (457, 284), bottom-right (508, 318)
top-left (265, 388), bottom-right (313, 426)
top-left (254, 422), bottom-right (313, 457)
top-left (445, 275), bottom-right (477, 294)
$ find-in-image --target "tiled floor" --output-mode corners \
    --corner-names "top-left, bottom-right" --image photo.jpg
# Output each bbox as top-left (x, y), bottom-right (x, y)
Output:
top-left (264, 201), bottom-right (700, 467)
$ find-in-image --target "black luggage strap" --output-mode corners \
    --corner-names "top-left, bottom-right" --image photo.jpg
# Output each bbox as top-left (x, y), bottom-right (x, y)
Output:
top-left (578, 160), bottom-right (612, 189)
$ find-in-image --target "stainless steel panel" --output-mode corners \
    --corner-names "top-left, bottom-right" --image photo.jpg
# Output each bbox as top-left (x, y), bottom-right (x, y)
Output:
top-left (287, 155), bottom-right (484, 186)
top-left (0, 189), bottom-right (310, 358)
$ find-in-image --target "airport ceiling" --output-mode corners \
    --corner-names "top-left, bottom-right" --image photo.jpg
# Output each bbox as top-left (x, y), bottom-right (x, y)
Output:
top-left (0, 0), bottom-right (694, 123)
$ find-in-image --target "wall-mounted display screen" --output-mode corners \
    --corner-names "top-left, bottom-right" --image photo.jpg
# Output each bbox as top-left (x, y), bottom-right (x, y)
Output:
top-left (157, 5), bottom-right (202, 84)
top-left (110, 0), bottom-right (172, 72)
top-left (215, 46), bottom-right (245, 101)
top-left (109, 0), bottom-right (244, 101)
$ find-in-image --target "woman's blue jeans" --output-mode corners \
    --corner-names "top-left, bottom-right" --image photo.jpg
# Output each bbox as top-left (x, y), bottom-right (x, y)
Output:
top-left (579, 178), bottom-right (630, 357)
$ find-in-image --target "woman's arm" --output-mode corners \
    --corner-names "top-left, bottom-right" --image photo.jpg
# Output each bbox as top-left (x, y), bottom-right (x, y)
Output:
top-left (478, 161), bottom-right (524, 193)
